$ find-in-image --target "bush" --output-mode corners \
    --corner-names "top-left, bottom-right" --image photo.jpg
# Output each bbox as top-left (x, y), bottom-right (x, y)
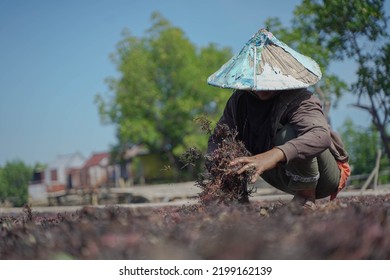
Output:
top-left (0, 160), bottom-right (32, 207)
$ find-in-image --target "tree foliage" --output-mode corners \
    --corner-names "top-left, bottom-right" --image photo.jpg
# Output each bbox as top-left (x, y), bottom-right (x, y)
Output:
top-left (96, 12), bottom-right (232, 178)
top-left (339, 118), bottom-right (380, 175)
top-left (278, 0), bottom-right (390, 163)
top-left (0, 160), bottom-right (32, 207)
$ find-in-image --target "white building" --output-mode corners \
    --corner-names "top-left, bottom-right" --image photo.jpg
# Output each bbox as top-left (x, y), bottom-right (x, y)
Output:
top-left (44, 152), bottom-right (85, 192)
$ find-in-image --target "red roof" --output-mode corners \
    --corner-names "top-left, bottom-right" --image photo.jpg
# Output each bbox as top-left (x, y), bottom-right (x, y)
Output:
top-left (83, 152), bottom-right (110, 168)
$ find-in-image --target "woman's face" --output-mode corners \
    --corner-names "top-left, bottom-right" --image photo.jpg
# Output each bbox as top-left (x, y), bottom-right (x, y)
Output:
top-left (252, 91), bottom-right (280, 100)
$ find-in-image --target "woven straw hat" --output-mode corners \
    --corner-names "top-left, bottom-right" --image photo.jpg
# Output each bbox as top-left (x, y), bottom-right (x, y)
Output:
top-left (207, 29), bottom-right (322, 90)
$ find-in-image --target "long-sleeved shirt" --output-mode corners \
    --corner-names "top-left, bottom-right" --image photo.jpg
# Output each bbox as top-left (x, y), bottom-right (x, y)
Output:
top-left (207, 89), bottom-right (349, 164)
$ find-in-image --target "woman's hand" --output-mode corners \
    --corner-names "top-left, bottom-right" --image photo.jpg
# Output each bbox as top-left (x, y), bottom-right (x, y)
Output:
top-left (229, 148), bottom-right (286, 183)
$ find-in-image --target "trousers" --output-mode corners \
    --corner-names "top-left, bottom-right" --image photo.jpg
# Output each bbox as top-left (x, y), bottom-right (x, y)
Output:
top-left (261, 124), bottom-right (341, 199)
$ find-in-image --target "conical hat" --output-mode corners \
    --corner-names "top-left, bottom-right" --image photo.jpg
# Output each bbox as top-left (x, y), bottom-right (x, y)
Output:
top-left (207, 29), bottom-right (322, 90)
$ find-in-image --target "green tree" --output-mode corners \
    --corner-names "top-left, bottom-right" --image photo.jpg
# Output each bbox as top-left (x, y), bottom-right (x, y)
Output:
top-left (339, 118), bottom-right (380, 175)
top-left (282, 0), bottom-right (390, 164)
top-left (96, 12), bottom-right (232, 179)
top-left (0, 160), bottom-right (32, 207)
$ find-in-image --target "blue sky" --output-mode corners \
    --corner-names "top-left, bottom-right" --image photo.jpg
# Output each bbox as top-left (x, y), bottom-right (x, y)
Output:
top-left (0, 0), bottom-right (387, 166)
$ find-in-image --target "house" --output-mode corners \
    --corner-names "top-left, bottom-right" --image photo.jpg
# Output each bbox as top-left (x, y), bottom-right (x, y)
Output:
top-left (44, 152), bottom-right (85, 193)
top-left (78, 147), bottom-right (149, 191)
top-left (81, 152), bottom-right (116, 189)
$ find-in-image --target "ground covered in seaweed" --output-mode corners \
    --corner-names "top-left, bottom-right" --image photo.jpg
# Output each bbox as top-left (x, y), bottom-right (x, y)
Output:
top-left (1, 194), bottom-right (390, 260)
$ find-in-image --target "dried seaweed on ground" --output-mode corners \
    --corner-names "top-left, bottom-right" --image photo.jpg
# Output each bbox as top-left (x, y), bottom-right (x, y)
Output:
top-left (1, 195), bottom-right (390, 260)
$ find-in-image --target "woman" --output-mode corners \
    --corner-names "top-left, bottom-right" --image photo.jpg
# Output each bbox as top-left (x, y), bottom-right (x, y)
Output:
top-left (207, 29), bottom-right (350, 208)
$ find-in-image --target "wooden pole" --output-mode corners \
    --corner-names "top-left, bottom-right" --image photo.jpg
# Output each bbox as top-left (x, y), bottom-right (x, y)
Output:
top-left (373, 149), bottom-right (382, 190)
top-left (360, 149), bottom-right (382, 192)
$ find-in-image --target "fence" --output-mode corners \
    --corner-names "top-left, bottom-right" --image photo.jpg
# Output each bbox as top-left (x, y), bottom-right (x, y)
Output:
top-left (347, 150), bottom-right (390, 191)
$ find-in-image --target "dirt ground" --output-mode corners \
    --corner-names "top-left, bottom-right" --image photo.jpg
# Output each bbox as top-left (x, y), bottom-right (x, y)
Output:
top-left (1, 193), bottom-right (390, 260)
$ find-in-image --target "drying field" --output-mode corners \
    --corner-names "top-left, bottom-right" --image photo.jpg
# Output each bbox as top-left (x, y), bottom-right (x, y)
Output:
top-left (1, 194), bottom-right (390, 260)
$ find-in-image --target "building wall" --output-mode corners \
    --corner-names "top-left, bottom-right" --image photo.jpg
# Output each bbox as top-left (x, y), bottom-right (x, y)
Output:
top-left (88, 165), bottom-right (108, 188)
top-left (44, 153), bottom-right (85, 188)
top-left (28, 183), bottom-right (47, 204)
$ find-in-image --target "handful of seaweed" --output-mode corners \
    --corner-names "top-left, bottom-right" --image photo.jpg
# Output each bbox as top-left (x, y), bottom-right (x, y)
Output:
top-left (194, 119), bottom-right (256, 205)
